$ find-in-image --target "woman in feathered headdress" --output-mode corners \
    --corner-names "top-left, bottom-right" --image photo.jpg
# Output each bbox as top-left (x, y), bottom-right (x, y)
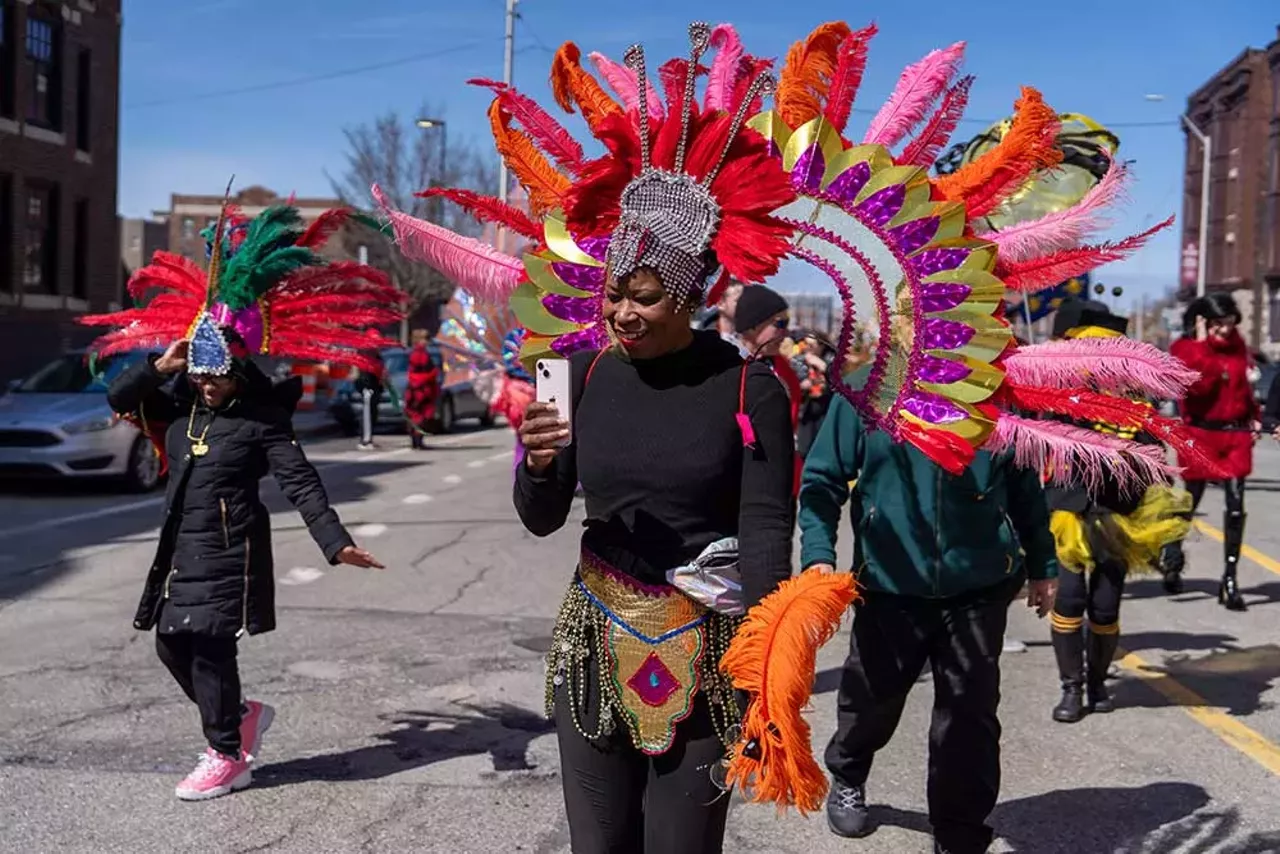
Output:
top-left (79, 199), bottom-right (402, 801)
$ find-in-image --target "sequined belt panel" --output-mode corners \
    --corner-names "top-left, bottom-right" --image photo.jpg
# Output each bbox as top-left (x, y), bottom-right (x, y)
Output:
top-left (546, 550), bottom-right (740, 756)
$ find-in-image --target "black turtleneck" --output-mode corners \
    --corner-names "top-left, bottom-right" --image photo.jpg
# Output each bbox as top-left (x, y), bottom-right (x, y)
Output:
top-left (513, 330), bottom-right (795, 607)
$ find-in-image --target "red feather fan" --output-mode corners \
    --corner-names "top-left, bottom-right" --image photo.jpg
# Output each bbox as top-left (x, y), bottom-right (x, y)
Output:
top-left (417, 188), bottom-right (542, 240)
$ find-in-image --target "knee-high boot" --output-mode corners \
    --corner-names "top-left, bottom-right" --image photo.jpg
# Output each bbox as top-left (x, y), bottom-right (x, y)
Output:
top-left (1220, 509), bottom-right (1248, 611)
top-left (1086, 624), bottom-right (1121, 713)
top-left (1050, 614), bottom-right (1086, 723)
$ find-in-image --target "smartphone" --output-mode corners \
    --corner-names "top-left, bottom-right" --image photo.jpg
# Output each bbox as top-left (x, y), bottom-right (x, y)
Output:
top-left (535, 359), bottom-right (573, 448)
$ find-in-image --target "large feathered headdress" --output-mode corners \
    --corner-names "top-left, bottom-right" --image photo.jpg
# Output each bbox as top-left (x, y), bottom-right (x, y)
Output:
top-left (81, 198), bottom-right (407, 375)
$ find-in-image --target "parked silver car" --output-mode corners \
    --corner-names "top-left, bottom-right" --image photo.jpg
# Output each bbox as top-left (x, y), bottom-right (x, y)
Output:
top-left (0, 350), bottom-right (163, 491)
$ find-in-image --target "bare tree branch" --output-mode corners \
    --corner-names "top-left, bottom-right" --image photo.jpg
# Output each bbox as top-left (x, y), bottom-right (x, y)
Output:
top-left (330, 105), bottom-right (496, 313)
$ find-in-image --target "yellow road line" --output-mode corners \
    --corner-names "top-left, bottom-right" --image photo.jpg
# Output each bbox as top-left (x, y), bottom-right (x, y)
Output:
top-left (1193, 520), bottom-right (1280, 577)
top-left (1116, 651), bottom-right (1280, 776)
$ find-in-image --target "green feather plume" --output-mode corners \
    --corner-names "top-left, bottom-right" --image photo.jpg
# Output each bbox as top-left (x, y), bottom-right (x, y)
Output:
top-left (215, 206), bottom-right (324, 310)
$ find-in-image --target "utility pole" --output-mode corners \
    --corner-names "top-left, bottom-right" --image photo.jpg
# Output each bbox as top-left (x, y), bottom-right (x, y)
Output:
top-left (1182, 114), bottom-right (1211, 299)
top-left (497, 0), bottom-right (519, 255)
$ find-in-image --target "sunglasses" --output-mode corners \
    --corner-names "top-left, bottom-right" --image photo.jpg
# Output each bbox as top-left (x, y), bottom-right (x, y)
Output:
top-left (772, 318), bottom-right (790, 331)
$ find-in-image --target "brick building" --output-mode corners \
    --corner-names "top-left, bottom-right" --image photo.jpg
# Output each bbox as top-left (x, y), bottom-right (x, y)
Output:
top-left (0, 0), bottom-right (121, 383)
top-left (119, 215), bottom-right (166, 279)
top-left (1267, 29), bottom-right (1280, 343)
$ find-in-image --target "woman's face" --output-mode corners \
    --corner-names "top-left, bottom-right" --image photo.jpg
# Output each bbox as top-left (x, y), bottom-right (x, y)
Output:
top-left (191, 373), bottom-right (238, 408)
top-left (603, 268), bottom-right (693, 359)
top-left (1208, 316), bottom-right (1237, 341)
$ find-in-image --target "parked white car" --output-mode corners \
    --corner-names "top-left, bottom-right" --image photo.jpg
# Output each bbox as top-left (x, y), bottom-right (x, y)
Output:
top-left (0, 350), bottom-right (163, 491)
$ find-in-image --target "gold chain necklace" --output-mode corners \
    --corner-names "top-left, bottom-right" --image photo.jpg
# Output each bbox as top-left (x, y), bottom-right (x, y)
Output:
top-left (186, 407), bottom-right (214, 457)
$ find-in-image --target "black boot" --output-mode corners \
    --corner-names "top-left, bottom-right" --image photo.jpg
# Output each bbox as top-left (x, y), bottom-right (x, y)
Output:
top-left (1087, 627), bottom-right (1120, 713)
top-left (1159, 542), bottom-right (1184, 595)
top-left (1050, 628), bottom-right (1086, 723)
top-left (1220, 511), bottom-right (1248, 612)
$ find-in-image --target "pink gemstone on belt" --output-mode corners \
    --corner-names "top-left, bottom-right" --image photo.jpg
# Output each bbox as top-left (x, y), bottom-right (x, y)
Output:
top-left (626, 652), bottom-right (681, 707)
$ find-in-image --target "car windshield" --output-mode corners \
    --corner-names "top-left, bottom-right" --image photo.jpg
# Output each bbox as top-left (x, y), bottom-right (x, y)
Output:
top-left (383, 353), bottom-right (409, 374)
top-left (14, 352), bottom-right (147, 393)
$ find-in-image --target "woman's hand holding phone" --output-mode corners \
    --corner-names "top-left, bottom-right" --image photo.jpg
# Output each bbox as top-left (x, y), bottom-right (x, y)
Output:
top-left (519, 401), bottom-right (570, 474)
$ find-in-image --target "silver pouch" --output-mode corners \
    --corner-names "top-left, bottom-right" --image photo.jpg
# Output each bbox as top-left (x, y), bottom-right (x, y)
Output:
top-left (666, 538), bottom-right (744, 616)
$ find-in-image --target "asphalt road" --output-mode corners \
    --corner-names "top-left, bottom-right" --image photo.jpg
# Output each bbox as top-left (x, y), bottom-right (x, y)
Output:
top-left (2, 426), bottom-right (1279, 854)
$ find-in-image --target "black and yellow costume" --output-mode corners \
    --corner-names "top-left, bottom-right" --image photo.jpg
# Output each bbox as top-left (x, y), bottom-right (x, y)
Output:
top-left (1045, 301), bottom-right (1192, 723)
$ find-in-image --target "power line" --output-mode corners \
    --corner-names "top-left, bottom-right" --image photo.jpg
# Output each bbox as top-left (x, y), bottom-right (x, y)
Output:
top-left (123, 41), bottom-right (498, 111)
top-left (517, 11), bottom-right (555, 55)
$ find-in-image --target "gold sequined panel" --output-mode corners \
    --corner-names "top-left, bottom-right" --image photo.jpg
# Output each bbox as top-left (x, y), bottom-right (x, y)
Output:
top-left (579, 554), bottom-right (709, 755)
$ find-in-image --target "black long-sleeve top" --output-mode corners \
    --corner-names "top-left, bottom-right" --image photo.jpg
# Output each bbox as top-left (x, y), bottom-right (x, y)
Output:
top-left (513, 331), bottom-right (795, 608)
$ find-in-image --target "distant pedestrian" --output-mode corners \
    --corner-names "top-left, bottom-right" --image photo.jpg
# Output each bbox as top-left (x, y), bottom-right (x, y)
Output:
top-left (404, 329), bottom-right (441, 450)
top-left (354, 354), bottom-right (385, 448)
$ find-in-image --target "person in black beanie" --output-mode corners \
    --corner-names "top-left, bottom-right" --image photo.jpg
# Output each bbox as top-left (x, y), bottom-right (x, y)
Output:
top-left (734, 284), bottom-right (791, 359)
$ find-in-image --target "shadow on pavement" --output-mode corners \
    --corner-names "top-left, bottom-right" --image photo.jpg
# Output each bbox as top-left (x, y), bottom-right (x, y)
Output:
top-left (1119, 630), bottom-right (1242, 654)
top-left (253, 701), bottom-right (554, 787)
top-left (1108, 805), bottom-right (1280, 854)
top-left (1113, 644), bottom-right (1280, 717)
top-left (1127, 576), bottom-right (1279, 608)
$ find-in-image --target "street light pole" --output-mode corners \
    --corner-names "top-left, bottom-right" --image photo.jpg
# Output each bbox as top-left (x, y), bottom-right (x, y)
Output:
top-left (498, 0), bottom-right (519, 253)
top-left (1182, 114), bottom-right (1211, 299)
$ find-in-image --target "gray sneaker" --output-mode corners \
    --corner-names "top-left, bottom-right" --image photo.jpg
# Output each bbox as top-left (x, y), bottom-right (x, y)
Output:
top-left (826, 780), bottom-right (871, 838)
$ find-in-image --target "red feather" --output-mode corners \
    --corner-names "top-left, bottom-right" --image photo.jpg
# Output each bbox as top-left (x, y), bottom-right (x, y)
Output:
top-left (1003, 385), bottom-right (1154, 430)
top-left (823, 23), bottom-right (878, 133)
top-left (899, 420), bottom-right (974, 475)
top-left (417, 188), bottom-right (541, 239)
top-left (470, 78), bottom-right (585, 174)
top-left (898, 76), bottom-right (973, 167)
top-left (998, 217), bottom-right (1173, 292)
top-left (732, 56), bottom-right (775, 115)
top-left (297, 208), bottom-right (352, 249)
top-left (658, 58), bottom-right (708, 116)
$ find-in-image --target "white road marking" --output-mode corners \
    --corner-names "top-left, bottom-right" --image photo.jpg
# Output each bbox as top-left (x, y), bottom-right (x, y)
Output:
top-left (402, 494), bottom-right (434, 505)
top-left (353, 523), bottom-right (388, 538)
top-left (442, 474), bottom-right (463, 485)
top-left (467, 460), bottom-right (486, 469)
top-left (487, 450), bottom-right (514, 462)
top-left (279, 566), bottom-right (325, 586)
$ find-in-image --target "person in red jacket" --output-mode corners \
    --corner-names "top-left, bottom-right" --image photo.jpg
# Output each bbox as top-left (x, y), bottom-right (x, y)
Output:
top-left (1161, 294), bottom-right (1260, 610)
top-left (403, 330), bottom-right (441, 450)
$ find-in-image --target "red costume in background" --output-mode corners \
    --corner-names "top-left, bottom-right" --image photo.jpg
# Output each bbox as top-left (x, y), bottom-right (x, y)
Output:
top-left (1170, 331), bottom-right (1258, 480)
top-left (404, 342), bottom-right (441, 432)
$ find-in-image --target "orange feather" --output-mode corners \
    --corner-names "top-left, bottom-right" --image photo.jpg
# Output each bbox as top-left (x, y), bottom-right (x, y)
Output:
top-left (775, 22), bottom-right (851, 129)
top-left (488, 99), bottom-right (571, 216)
top-left (934, 87), bottom-right (1062, 218)
top-left (721, 568), bottom-right (859, 814)
top-left (549, 41), bottom-right (623, 131)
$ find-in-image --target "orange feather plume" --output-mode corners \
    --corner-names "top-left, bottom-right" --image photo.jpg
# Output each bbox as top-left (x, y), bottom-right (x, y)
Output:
top-left (934, 87), bottom-right (1062, 218)
top-left (775, 22), bottom-right (851, 129)
top-left (549, 41), bottom-right (623, 131)
top-left (488, 99), bottom-right (572, 216)
top-left (721, 568), bottom-right (859, 814)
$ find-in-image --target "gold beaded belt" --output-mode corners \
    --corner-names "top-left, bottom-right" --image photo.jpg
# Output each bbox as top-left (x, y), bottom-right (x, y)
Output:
top-left (546, 549), bottom-right (740, 755)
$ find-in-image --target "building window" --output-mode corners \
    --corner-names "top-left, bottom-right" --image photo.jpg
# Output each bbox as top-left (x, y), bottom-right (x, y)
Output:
top-left (75, 48), bottom-right (90, 151)
top-left (72, 198), bottom-right (87, 299)
top-left (25, 13), bottom-right (60, 130)
top-left (181, 217), bottom-right (195, 239)
top-left (0, 1), bottom-right (14, 119)
top-left (22, 183), bottom-right (57, 294)
top-left (0, 174), bottom-right (11, 294)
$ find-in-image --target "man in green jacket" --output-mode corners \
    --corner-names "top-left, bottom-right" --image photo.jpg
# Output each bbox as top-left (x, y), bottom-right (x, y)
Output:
top-left (800, 394), bottom-right (1058, 854)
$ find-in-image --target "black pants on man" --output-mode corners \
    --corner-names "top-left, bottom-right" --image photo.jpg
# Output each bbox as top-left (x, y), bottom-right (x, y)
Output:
top-left (155, 632), bottom-right (242, 758)
top-left (826, 577), bottom-right (1021, 854)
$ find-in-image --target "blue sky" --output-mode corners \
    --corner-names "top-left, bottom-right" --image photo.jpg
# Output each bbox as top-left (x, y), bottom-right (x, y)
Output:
top-left (120, 0), bottom-right (1279, 307)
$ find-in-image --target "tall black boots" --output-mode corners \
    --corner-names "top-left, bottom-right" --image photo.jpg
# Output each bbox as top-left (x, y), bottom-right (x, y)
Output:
top-left (1050, 626), bottom-right (1085, 723)
top-left (1220, 509), bottom-right (1248, 611)
top-left (1086, 628), bottom-right (1120, 713)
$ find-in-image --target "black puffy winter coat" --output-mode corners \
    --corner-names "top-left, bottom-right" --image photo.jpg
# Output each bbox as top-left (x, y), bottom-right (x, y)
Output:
top-left (108, 358), bottom-right (354, 637)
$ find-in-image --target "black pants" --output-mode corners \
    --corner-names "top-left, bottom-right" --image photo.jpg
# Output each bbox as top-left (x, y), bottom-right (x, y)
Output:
top-left (554, 689), bottom-right (730, 854)
top-left (826, 578), bottom-right (1020, 854)
top-left (1053, 560), bottom-right (1125, 628)
top-left (1163, 477), bottom-right (1247, 573)
top-left (155, 632), bottom-right (242, 757)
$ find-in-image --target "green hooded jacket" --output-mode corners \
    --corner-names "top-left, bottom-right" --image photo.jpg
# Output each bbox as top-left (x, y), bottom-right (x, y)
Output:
top-left (798, 394), bottom-right (1058, 598)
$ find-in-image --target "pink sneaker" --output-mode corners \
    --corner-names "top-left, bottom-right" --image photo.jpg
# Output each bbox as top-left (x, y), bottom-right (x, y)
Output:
top-left (239, 700), bottom-right (276, 762)
top-left (174, 748), bottom-right (252, 801)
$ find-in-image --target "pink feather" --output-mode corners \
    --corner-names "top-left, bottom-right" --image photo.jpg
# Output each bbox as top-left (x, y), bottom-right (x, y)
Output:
top-left (469, 79), bottom-right (585, 173)
top-left (988, 414), bottom-right (1175, 495)
top-left (372, 184), bottom-right (525, 305)
top-left (588, 51), bottom-right (664, 119)
top-left (1003, 338), bottom-right (1200, 400)
top-left (999, 217), bottom-right (1174, 292)
top-left (863, 41), bottom-right (965, 149)
top-left (984, 157), bottom-right (1128, 263)
top-left (898, 75), bottom-right (973, 167)
top-left (822, 23), bottom-right (878, 134)
top-left (705, 24), bottom-right (744, 111)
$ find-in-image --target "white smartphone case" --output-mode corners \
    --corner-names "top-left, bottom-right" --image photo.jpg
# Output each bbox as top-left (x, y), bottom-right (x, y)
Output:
top-left (535, 359), bottom-right (573, 448)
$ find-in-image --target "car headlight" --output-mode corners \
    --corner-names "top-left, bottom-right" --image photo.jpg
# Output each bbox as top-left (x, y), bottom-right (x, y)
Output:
top-left (62, 415), bottom-right (119, 434)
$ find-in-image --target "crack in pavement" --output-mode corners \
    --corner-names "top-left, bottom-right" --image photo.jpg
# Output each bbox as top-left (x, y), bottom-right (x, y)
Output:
top-left (410, 529), bottom-right (468, 570)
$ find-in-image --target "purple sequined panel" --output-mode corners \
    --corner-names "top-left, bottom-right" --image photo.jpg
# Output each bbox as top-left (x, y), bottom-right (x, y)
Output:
top-left (825, 161), bottom-right (872, 206)
top-left (920, 318), bottom-right (976, 351)
top-left (551, 261), bottom-right (605, 294)
top-left (626, 652), bottom-right (681, 707)
top-left (577, 235), bottom-right (610, 263)
top-left (854, 184), bottom-right (906, 228)
top-left (210, 302), bottom-right (264, 353)
top-left (919, 282), bottom-right (972, 313)
top-left (911, 247), bottom-right (971, 277)
top-left (550, 326), bottom-right (607, 356)
top-left (543, 294), bottom-right (599, 324)
top-left (903, 391), bottom-right (968, 425)
top-left (791, 144), bottom-right (826, 192)
top-left (767, 138), bottom-right (782, 159)
top-left (888, 217), bottom-right (940, 255)
top-left (917, 355), bottom-right (972, 385)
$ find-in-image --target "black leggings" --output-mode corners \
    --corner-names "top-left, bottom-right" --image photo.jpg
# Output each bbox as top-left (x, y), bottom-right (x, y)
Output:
top-left (554, 689), bottom-right (730, 854)
top-left (155, 632), bottom-right (243, 757)
top-left (1165, 477), bottom-right (1247, 573)
top-left (1053, 561), bottom-right (1125, 629)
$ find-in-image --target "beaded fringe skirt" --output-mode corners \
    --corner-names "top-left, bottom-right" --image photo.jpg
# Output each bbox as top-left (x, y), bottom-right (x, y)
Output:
top-left (545, 549), bottom-right (741, 756)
